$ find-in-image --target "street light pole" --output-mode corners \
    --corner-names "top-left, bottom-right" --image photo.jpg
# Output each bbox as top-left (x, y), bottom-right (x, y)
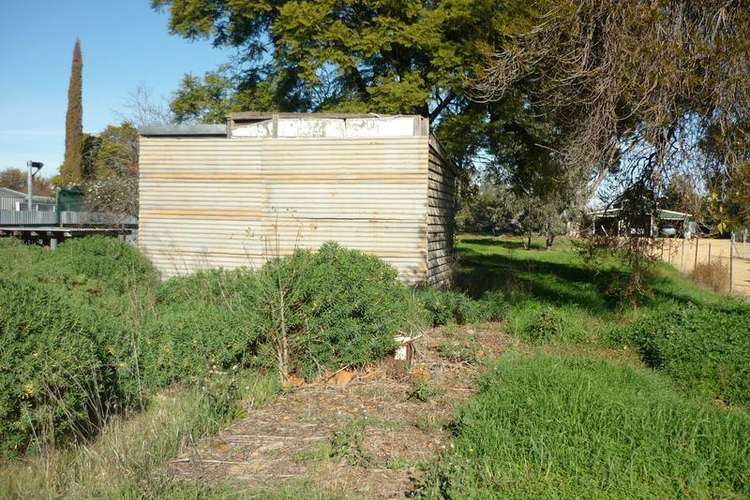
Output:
top-left (25, 161), bottom-right (43, 211)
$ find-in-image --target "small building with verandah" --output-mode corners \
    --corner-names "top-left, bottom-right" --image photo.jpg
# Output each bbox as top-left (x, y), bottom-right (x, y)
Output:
top-left (590, 207), bottom-right (694, 237)
top-left (137, 113), bottom-right (457, 286)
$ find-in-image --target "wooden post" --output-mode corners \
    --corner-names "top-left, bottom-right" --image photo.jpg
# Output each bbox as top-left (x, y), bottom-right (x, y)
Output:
top-left (668, 238), bottom-right (673, 264)
top-left (680, 236), bottom-right (685, 271)
top-left (729, 233), bottom-right (734, 293)
top-left (693, 237), bottom-right (699, 270)
top-left (708, 241), bottom-right (712, 263)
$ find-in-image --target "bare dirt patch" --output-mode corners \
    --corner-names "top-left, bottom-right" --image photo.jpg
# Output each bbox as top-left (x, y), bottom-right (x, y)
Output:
top-left (169, 323), bottom-right (507, 498)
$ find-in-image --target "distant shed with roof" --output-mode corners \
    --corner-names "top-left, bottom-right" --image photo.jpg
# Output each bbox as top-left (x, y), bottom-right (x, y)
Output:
top-left (590, 207), bottom-right (694, 237)
top-left (138, 113), bottom-right (457, 286)
top-left (0, 187), bottom-right (55, 212)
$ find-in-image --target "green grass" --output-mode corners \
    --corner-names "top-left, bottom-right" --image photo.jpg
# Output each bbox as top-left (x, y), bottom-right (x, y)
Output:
top-left (454, 235), bottom-right (727, 318)
top-left (0, 371), bottom-right (279, 499)
top-left (420, 235), bottom-right (750, 498)
top-left (452, 235), bottom-right (750, 405)
top-left (424, 352), bottom-right (750, 499)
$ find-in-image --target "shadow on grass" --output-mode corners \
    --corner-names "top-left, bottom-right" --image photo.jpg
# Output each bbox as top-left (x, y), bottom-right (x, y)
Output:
top-left (454, 246), bottom-right (618, 314)
top-left (461, 238), bottom-right (546, 251)
top-left (453, 237), bottom-right (716, 315)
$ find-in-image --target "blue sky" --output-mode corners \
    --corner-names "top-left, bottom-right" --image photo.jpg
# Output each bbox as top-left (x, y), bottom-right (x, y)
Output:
top-left (0, 1), bottom-right (232, 176)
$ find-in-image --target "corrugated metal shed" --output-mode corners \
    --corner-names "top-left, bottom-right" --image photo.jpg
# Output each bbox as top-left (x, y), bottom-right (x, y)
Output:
top-left (138, 113), bottom-right (456, 286)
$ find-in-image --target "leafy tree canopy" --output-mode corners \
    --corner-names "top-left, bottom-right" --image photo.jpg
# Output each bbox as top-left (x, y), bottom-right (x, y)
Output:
top-left (153, 0), bottom-right (560, 173)
top-left (74, 123), bottom-right (140, 217)
top-left (0, 169), bottom-right (54, 197)
top-left (475, 0), bottom-right (750, 218)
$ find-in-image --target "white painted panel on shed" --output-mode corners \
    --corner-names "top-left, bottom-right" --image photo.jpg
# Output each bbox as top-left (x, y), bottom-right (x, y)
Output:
top-left (277, 118), bottom-right (346, 138)
top-left (230, 116), bottom-right (419, 139)
top-left (344, 117), bottom-right (417, 137)
top-left (231, 120), bottom-right (274, 138)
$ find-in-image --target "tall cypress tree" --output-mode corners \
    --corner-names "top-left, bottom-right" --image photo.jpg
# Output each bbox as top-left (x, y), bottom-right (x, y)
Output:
top-left (61, 39), bottom-right (83, 185)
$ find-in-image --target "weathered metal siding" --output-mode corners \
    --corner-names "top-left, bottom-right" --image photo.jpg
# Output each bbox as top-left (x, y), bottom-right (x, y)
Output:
top-left (139, 138), bottom-right (264, 277)
top-left (138, 136), bottom-right (430, 283)
top-left (426, 136), bottom-right (457, 288)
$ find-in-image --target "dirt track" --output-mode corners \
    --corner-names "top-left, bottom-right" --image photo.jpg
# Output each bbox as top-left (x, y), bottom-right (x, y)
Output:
top-left (658, 237), bottom-right (750, 297)
top-left (169, 324), bottom-right (507, 498)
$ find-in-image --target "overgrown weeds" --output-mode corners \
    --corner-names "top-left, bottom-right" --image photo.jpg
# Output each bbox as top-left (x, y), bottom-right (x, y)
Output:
top-left (0, 371), bottom-right (279, 498)
top-left (416, 288), bottom-right (505, 326)
top-left (330, 420), bottom-right (370, 466)
top-left (453, 235), bottom-right (750, 406)
top-left (0, 238), bottom-right (435, 459)
top-left (690, 260), bottom-right (730, 292)
top-left (437, 337), bottom-right (481, 364)
top-left (406, 381), bottom-right (443, 402)
top-left (607, 301), bottom-right (750, 406)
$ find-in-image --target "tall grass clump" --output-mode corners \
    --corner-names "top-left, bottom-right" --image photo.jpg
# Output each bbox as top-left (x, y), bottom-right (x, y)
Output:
top-left (425, 353), bottom-right (750, 499)
top-left (506, 301), bottom-right (598, 344)
top-left (416, 288), bottom-right (505, 326)
top-left (690, 260), bottom-right (730, 293)
top-left (608, 301), bottom-right (750, 406)
top-left (0, 371), bottom-right (279, 498)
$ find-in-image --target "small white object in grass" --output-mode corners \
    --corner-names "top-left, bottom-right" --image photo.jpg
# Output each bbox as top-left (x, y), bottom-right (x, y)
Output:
top-left (394, 335), bottom-right (422, 361)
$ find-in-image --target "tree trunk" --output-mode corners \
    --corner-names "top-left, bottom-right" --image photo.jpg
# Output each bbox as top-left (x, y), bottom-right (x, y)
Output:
top-left (545, 225), bottom-right (555, 249)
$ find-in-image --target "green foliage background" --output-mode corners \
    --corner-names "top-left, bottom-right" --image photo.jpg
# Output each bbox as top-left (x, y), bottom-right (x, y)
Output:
top-left (0, 236), bottom-right (499, 457)
top-left (153, 0), bottom-right (559, 180)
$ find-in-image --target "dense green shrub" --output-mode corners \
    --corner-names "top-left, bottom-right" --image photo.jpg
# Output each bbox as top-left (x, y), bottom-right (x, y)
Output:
top-left (142, 306), bottom-right (263, 388)
top-left (416, 288), bottom-right (505, 326)
top-left (608, 301), bottom-right (750, 405)
top-left (0, 237), bottom-right (158, 458)
top-left (0, 238), bottom-right (46, 277)
top-left (148, 244), bottom-right (423, 381)
top-left (425, 353), bottom-right (750, 498)
top-left (0, 275), bottom-right (128, 457)
top-left (141, 268), bottom-right (265, 388)
top-left (41, 236), bottom-right (159, 295)
top-left (156, 267), bottom-right (255, 306)
top-left (257, 243), bottom-right (412, 379)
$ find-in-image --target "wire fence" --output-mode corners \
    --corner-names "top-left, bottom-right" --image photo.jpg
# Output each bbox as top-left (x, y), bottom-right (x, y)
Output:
top-left (732, 229), bottom-right (749, 260)
top-left (660, 232), bottom-right (750, 297)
